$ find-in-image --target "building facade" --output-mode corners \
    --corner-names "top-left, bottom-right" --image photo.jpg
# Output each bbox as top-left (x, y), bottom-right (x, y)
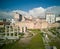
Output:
top-left (46, 12), bottom-right (56, 23)
top-left (13, 12), bottom-right (25, 22)
top-left (56, 16), bottom-right (60, 21)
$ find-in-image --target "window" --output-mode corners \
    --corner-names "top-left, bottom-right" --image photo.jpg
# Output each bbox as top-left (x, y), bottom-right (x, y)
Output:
top-left (11, 33), bottom-right (13, 36)
top-left (7, 33), bottom-right (9, 36)
top-left (15, 32), bottom-right (17, 36)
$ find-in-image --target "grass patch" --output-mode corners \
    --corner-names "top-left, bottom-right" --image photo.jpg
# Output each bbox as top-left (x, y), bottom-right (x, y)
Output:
top-left (1, 40), bottom-right (28, 49)
top-left (28, 33), bottom-right (45, 49)
top-left (48, 27), bottom-right (60, 38)
top-left (48, 34), bottom-right (60, 49)
top-left (28, 29), bottom-right (40, 33)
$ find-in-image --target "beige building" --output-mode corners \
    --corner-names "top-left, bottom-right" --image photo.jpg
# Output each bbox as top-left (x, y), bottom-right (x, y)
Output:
top-left (0, 12), bottom-right (58, 31)
top-left (13, 12), bottom-right (25, 21)
top-left (15, 18), bottom-right (48, 29)
top-left (13, 12), bottom-right (59, 30)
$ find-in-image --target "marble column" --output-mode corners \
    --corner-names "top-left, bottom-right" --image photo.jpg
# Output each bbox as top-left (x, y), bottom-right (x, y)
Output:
top-left (9, 26), bottom-right (11, 37)
top-left (5, 26), bottom-right (7, 37)
top-left (24, 26), bottom-right (26, 33)
top-left (13, 26), bottom-right (15, 36)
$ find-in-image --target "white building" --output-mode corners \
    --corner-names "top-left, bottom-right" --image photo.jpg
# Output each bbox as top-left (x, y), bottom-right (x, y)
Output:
top-left (46, 12), bottom-right (56, 23)
top-left (4, 23), bottom-right (27, 39)
top-left (56, 16), bottom-right (60, 21)
top-left (5, 25), bottom-right (19, 39)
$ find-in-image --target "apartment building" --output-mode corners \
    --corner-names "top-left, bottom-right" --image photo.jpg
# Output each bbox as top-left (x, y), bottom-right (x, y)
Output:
top-left (46, 12), bottom-right (56, 23)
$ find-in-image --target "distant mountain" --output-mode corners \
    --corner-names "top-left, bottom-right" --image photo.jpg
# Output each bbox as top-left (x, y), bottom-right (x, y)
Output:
top-left (45, 6), bottom-right (60, 17)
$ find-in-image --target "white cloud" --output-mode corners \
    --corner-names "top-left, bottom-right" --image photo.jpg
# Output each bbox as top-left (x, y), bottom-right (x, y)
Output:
top-left (0, 11), bottom-right (13, 19)
top-left (45, 6), bottom-right (60, 16)
top-left (12, 10), bottom-right (29, 17)
top-left (0, 7), bottom-right (45, 19)
top-left (11, 7), bottom-right (45, 18)
top-left (12, 10), bottom-right (31, 18)
top-left (29, 7), bottom-right (45, 18)
top-left (1, 6), bottom-right (60, 19)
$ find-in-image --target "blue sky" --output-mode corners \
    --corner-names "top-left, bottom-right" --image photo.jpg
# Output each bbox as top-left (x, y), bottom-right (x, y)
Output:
top-left (0, 0), bottom-right (60, 11)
